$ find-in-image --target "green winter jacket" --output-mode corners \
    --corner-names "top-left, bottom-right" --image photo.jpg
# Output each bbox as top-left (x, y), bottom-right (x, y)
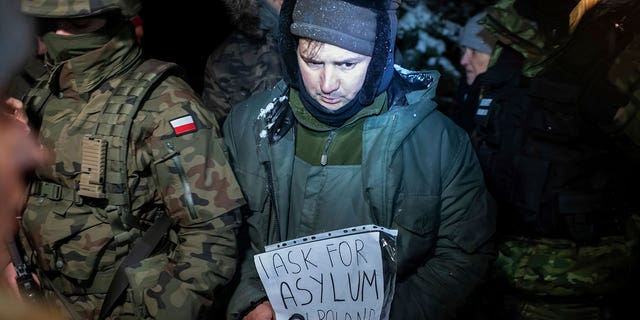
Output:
top-left (224, 67), bottom-right (496, 319)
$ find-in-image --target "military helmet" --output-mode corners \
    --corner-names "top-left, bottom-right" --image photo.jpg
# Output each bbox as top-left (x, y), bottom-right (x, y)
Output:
top-left (21, 0), bottom-right (141, 18)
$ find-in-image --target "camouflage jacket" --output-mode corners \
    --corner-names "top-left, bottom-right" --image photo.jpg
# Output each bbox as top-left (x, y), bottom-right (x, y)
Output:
top-left (609, 33), bottom-right (640, 150)
top-left (482, 0), bottom-right (640, 150)
top-left (201, 0), bottom-right (283, 126)
top-left (21, 24), bottom-right (245, 319)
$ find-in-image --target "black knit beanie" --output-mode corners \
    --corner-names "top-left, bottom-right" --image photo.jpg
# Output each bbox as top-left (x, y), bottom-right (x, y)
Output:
top-left (290, 0), bottom-right (378, 56)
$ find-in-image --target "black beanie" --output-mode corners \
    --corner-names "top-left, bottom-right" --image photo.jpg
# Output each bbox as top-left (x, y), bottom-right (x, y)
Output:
top-left (290, 0), bottom-right (378, 56)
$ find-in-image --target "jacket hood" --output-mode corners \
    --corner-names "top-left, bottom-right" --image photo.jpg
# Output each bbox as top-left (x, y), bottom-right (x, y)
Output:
top-left (222, 0), bottom-right (281, 39)
top-left (222, 0), bottom-right (261, 37)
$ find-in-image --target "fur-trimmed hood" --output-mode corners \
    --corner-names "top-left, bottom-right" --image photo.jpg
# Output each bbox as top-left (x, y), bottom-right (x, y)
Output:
top-left (221, 0), bottom-right (262, 38)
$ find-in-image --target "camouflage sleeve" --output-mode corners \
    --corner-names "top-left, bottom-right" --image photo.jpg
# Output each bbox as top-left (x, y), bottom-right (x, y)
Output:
top-left (136, 75), bottom-right (245, 319)
top-left (609, 34), bottom-right (640, 152)
top-left (202, 32), bottom-right (283, 127)
top-left (483, 0), bottom-right (549, 77)
top-left (202, 43), bottom-right (234, 124)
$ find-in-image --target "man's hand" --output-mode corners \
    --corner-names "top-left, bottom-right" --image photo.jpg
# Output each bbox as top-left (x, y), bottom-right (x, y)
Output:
top-left (0, 97), bottom-right (48, 238)
top-left (2, 262), bottom-right (41, 302)
top-left (4, 97), bottom-right (29, 126)
top-left (243, 301), bottom-right (275, 320)
top-left (2, 262), bottom-right (20, 298)
top-left (1, 97), bottom-right (42, 166)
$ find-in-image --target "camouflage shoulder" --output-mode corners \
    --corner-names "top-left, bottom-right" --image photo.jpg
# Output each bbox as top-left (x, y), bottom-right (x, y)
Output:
top-left (483, 0), bottom-right (549, 76)
top-left (610, 35), bottom-right (640, 148)
top-left (143, 74), bottom-right (220, 131)
top-left (143, 75), bottom-right (203, 111)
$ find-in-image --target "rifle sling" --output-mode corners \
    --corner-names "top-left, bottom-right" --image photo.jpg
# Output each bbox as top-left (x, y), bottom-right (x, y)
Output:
top-left (98, 214), bottom-right (172, 320)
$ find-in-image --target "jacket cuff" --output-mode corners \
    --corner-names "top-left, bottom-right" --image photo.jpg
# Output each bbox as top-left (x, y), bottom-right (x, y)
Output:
top-left (227, 279), bottom-right (268, 320)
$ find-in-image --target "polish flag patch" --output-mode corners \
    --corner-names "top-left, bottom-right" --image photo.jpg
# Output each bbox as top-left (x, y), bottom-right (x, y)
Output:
top-left (170, 115), bottom-right (197, 135)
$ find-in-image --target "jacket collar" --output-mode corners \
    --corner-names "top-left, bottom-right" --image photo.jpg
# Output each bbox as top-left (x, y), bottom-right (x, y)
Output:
top-left (48, 25), bottom-right (142, 96)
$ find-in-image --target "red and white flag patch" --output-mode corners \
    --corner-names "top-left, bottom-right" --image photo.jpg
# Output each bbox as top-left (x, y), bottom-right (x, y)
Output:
top-left (170, 115), bottom-right (197, 135)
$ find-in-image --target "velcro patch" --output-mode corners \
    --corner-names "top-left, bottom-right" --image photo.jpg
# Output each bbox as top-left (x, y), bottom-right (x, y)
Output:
top-left (170, 115), bottom-right (197, 135)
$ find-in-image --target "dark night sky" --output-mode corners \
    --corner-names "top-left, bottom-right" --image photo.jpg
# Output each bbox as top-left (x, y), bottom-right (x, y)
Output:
top-left (138, 0), bottom-right (495, 96)
top-left (140, 0), bottom-right (234, 95)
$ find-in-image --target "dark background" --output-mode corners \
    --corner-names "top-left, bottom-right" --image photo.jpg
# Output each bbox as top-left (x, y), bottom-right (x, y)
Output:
top-left (139, 0), bottom-right (234, 94)
top-left (137, 0), bottom-right (495, 96)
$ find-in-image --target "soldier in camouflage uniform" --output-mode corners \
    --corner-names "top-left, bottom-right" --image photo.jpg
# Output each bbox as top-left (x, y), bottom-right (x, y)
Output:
top-left (468, 0), bottom-right (640, 319)
top-left (201, 0), bottom-right (284, 126)
top-left (13, 0), bottom-right (246, 319)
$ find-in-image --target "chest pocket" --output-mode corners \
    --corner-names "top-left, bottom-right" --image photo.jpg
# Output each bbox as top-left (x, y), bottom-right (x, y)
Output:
top-left (392, 194), bottom-right (439, 276)
top-left (23, 195), bottom-right (115, 285)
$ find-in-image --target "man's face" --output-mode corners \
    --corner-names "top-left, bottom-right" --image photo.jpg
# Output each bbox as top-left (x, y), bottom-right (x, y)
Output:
top-left (297, 39), bottom-right (371, 111)
top-left (460, 47), bottom-right (491, 85)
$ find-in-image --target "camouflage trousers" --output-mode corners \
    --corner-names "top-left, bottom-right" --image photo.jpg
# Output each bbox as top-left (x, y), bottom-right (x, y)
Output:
top-left (492, 214), bottom-right (640, 320)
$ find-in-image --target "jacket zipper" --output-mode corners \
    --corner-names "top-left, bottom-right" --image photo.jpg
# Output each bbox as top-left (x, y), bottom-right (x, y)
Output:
top-left (320, 130), bottom-right (337, 166)
top-left (263, 161), bottom-right (281, 242)
top-left (166, 142), bottom-right (198, 220)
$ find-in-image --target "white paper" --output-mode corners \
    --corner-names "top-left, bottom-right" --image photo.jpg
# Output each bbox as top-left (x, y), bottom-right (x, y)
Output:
top-left (255, 225), bottom-right (397, 320)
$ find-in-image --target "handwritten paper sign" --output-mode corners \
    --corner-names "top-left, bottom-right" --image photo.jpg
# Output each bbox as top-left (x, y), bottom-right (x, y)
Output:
top-left (255, 225), bottom-right (397, 320)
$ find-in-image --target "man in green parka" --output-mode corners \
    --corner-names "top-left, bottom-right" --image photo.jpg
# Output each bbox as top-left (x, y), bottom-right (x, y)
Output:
top-left (223, 0), bottom-right (496, 319)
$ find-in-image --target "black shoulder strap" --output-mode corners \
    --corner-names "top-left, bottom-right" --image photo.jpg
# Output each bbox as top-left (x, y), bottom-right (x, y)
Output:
top-left (98, 214), bottom-right (172, 320)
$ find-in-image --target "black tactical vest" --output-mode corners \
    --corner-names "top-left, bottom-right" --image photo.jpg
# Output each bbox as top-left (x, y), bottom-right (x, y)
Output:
top-left (472, 8), bottom-right (640, 242)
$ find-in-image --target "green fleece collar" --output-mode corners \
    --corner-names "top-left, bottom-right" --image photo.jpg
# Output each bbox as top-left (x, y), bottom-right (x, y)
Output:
top-left (290, 88), bottom-right (388, 131)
